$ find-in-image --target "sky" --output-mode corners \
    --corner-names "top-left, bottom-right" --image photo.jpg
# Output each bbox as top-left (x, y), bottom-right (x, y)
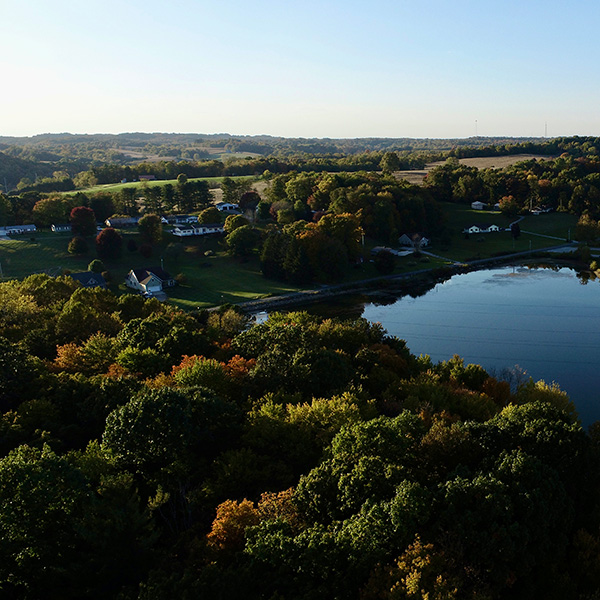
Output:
top-left (2, 0), bottom-right (600, 139)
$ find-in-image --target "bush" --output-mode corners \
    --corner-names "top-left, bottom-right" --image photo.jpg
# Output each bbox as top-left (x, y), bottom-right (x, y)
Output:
top-left (175, 273), bottom-right (187, 285)
top-left (101, 270), bottom-right (112, 283)
top-left (68, 236), bottom-right (88, 255)
top-left (373, 250), bottom-right (396, 274)
top-left (88, 259), bottom-right (105, 273)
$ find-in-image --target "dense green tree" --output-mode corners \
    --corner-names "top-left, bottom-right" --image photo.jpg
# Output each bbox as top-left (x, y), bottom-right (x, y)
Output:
top-left (68, 236), bottom-right (88, 254)
top-left (138, 213), bottom-right (163, 244)
top-left (88, 192), bottom-right (114, 222)
top-left (87, 259), bottom-right (104, 273)
top-left (226, 225), bottom-right (260, 257)
top-left (0, 443), bottom-right (154, 599)
top-left (380, 151), bottom-right (401, 174)
top-left (32, 196), bottom-right (67, 227)
top-left (198, 206), bottom-right (222, 224)
top-left (0, 193), bottom-right (13, 226)
top-left (373, 249), bottom-right (396, 274)
top-left (224, 214), bottom-right (249, 234)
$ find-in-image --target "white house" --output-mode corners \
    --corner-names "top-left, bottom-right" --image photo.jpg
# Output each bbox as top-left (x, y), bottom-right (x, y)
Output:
top-left (126, 269), bottom-right (164, 295)
top-left (463, 224), bottom-right (501, 234)
top-left (166, 215), bottom-right (195, 225)
top-left (105, 217), bottom-right (139, 228)
top-left (125, 266), bottom-right (175, 296)
top-left (398, 233), bottom-right (430, 248)
top-left (172, 223), bottom-right (224, 237)
top-left (0, 224), bottom-right (37, 235)
top-left (51, 223), bottom-right (72, 233)
top-left (215, 202), bottom-right (240, 212)
top-left (471, 201), bottom-right (487, 210)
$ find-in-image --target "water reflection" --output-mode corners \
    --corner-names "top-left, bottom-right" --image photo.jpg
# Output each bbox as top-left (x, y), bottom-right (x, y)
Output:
top-left (307, 266), bottom-right (600, 426)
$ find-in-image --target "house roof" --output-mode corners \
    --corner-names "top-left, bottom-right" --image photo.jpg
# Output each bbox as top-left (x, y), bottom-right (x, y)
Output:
top-left (70, 272), bottom-right (107, 288)
top-left (147, 266), bottom-right (173, 281)
top-left (131, 267), bottom-right (172, 283)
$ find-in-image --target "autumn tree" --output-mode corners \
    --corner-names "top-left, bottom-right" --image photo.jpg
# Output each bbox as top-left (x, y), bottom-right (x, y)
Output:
top-left (70, 206), bottom-right (97, 237)
top-left (95, 227), bottom-right (123, 260)
top-left (32, 197), bottom-right (67, 227)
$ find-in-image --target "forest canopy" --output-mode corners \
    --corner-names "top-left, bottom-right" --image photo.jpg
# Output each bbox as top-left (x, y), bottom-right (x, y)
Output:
top-left (0, 276), bottom-right (598, 599)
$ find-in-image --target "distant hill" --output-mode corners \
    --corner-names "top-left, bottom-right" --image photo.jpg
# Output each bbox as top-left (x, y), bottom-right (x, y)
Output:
top-left (0, 151), bottom-right (54, 192)
top-left (0, 132), bottom-right (549, 161)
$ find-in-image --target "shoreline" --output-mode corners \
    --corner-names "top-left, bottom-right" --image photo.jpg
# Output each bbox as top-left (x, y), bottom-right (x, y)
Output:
top-left (228, 244), bottom-right (582, 315)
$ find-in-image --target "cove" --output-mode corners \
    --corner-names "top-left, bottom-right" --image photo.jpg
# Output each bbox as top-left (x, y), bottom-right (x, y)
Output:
top-left (309, 265), bottom-right (600, 426)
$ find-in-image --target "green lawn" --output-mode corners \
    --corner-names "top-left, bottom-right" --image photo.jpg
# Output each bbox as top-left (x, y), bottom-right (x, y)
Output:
top-left (0, 205), bottom-right (580, 309)
top-left (0, 230), bottom-right (308, 309)
top-left (70, 175), bottom-right (256, 195)
top-left (437, 203), bottom-right (577, 262)
top-left (518, 212), bottom-right (577, 239)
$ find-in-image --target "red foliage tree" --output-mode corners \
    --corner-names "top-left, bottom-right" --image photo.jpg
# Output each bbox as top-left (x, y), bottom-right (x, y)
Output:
top-left (70, 206), bottom-right (97, 237)
top-left (95, 227), bottom-right (123, 260)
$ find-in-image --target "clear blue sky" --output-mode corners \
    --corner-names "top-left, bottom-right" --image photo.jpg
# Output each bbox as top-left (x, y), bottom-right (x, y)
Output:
top-left (2, 0), bottom-right (599, 139)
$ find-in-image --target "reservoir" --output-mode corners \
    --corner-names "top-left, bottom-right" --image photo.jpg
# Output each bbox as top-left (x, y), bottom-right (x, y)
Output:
top-left (312, 266), bottom-right (600, 426)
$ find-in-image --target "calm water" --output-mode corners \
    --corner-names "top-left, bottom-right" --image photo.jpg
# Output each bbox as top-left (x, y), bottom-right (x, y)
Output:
top-left (315, 266), bottom-right (600, 426)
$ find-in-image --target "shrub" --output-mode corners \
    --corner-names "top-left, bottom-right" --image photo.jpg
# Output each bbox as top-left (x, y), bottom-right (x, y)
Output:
top-left (68, 236), bottom-right (88, 255)
top-left (88, 259), bottom-right (105, 273)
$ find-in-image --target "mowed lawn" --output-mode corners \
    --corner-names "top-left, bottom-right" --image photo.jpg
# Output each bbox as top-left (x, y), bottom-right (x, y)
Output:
top-left (0, 230), bottom-right (307, 309)
top-left (0, 206), bottom-right (580, 309)
top-left (75, 175), bottom-right (256, 195)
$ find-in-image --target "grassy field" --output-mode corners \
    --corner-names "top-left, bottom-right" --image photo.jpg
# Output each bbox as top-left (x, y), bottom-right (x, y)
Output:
top-left (396, 154), bottom-right (554, 186)
top-left (69, 175), bottom-right (256, 196)
top-left (0, 205), bottom-right (579, 309)
top-left (0, 226), bottom-right (449, 309)
top-left (436, 203), bottom-right (577, 262)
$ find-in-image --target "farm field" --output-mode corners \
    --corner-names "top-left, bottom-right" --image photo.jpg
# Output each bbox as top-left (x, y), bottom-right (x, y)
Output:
top-left (116, 146), bottom-right (263, 163)
top-left (396, 154), bottom-right (554, 185)
top-left (71, 174), bottom-right (257, 196)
